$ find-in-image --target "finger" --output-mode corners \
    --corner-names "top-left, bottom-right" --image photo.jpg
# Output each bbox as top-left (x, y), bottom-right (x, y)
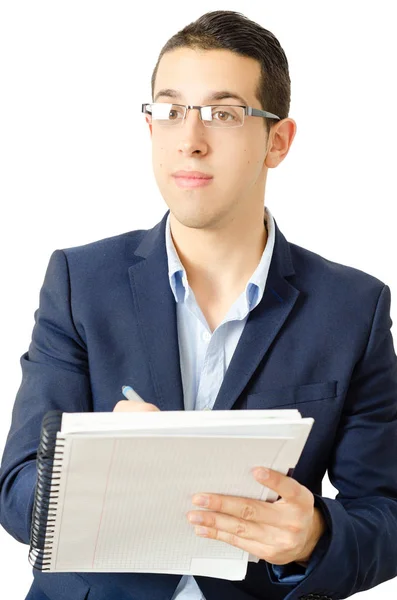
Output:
top-left (194, 523), bottom-right (301, 566)
top-left (195, 523), bottom-right (272, 561)
top-left (189, 512), bottom-right (282, 563)
top-left (191, 490), bottom-right (301, 533)
top-left (251, 468), bottom-right (312, 505)
top-left (187, 509), bottom-right (280, 547)
top-left (190, 491), bottom-right (276, 528)
top-left (113, 400), bottom-right (160, 412)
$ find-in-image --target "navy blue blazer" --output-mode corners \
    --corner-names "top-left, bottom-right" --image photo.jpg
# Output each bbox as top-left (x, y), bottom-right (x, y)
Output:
top-left (1, 210), bottom-right (397, 600)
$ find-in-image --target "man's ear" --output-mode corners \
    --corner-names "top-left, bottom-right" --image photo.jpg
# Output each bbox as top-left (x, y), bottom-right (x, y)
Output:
top-left (145, 116), bottom-right (152, 137)
top-left (264, 118), bottom-right (296, 169)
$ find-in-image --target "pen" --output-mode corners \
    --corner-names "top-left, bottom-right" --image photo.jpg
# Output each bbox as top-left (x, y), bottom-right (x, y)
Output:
top-left (121, 385), bottom-right (147, 403)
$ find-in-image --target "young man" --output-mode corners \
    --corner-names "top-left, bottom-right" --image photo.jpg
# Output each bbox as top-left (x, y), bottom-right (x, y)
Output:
top-left (1, 10), bottom-right (397, 600)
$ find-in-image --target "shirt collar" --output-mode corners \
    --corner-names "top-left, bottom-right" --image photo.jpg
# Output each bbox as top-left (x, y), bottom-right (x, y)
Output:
top-left (165, 207), bottom-right (276, 310)
top-left (165, 213), bottom-right (190, 303)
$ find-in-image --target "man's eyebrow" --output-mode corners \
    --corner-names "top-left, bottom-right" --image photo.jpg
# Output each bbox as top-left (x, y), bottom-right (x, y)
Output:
top-left (153, 89), bottom-right (249, 105)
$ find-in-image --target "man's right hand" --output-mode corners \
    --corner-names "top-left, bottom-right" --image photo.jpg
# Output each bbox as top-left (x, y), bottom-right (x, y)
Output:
top-left (113, 400), bottom-right (161, 412)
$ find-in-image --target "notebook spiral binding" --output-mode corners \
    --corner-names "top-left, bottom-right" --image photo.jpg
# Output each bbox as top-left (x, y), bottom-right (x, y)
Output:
top-left (28, 410), bottom-right (64, 571)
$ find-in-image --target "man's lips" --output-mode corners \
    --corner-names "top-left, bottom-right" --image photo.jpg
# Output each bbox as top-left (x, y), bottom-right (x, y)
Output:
top-left (172, 170), bottom-right (213, 179)
top-left (172, 172), bottom-right (213, 188)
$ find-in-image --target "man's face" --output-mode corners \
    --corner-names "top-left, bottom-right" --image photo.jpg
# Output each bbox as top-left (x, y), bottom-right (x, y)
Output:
top-left (150, 48), bottom-right (271, 231)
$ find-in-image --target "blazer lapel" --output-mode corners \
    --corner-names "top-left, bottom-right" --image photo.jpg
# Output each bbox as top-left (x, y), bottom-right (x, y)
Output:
top-left (213, 218), bottom-right (300, 411)
top-left (128, 212), bottom-right (184, 411)
top-left (128, 211), bottom-right (300, 413)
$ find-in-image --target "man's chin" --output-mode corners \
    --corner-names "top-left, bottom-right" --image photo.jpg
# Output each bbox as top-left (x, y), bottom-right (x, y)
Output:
top-left (168, 210), bottom-right (224, 231)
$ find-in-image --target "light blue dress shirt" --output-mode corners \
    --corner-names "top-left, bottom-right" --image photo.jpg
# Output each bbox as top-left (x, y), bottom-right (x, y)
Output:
top-left (166, 207), bottom-right (307, 600)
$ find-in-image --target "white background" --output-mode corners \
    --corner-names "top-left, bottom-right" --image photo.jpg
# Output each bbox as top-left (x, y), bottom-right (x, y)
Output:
top-left (0, 1), bottom-right (396, 598)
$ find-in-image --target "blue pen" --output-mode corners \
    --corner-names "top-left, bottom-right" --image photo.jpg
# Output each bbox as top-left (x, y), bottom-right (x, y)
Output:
top-left (122, 386), bottom-right (147, 403)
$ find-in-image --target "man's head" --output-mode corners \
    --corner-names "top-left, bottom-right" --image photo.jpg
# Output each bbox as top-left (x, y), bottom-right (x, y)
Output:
top-left (146, 10), bottom-right (296, 231)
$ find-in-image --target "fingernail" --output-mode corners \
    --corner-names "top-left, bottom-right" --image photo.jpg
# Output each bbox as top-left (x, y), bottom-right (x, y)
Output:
top-left (188, 513), bottom-right (204, 524)
top-left (192, 495), bottom-right (209, 507)
top-left (253, 467), bottom-right (269, 480)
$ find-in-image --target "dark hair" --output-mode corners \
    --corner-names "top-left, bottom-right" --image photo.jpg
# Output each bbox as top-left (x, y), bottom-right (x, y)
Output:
top-left (151, 10), bottom-right (291, 134)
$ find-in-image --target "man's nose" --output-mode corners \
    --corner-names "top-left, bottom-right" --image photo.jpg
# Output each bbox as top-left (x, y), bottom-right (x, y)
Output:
top-left (183, 107), bottom-right (205, 128)
top-left (177, 108), bottom-right (208, 154)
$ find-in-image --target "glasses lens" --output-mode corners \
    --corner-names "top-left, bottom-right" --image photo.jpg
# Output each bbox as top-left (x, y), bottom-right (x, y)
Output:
top-left (202, 106), bottom-right (244, 128)
top-left (151, 104), bottom-right (185, 126)
top-left (148, 104), bottom-right (244, 127)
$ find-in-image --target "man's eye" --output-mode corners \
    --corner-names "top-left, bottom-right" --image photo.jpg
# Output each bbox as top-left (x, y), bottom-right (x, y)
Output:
top-left (169, 108), bottom-right (184, 119)
top-left (213, 110), bottom-right (234, 121)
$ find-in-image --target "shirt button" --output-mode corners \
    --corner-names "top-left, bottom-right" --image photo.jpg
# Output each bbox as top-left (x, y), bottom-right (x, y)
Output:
top-left (202, 331), bottom-right (211, 342)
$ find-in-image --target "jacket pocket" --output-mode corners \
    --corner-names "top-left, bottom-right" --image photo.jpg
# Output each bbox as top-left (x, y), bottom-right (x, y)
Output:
top-left (246, 380), bottom-right (338, 409)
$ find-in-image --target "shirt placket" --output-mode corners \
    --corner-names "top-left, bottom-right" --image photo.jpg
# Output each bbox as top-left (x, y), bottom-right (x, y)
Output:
top-left (195, 326), bottom-right (225, 411)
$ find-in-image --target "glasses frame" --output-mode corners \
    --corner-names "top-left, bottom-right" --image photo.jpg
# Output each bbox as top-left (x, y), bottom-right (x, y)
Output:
top-left (141, 103), bottom-right (281, 128)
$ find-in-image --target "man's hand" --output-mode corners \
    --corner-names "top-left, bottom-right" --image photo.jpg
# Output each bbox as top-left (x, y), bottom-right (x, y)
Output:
top-left (113, 400), bottom-right (160, 412)
top-left (186, 467), bottom-right (327, 566)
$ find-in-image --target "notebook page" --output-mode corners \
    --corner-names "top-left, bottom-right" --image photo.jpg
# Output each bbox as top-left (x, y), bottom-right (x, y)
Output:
top-left (61, 409), bottom-right (302, 434)
top-left (48, 432), bottom-right (306, 579)
top-left (59, 415), bottom-right (314, 451)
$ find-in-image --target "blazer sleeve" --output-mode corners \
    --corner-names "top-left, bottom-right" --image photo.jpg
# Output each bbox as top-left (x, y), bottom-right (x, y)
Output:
top-left (0, 250), bottom-right (92, 545)
top-left (282, 283), bottom-right (397, 599)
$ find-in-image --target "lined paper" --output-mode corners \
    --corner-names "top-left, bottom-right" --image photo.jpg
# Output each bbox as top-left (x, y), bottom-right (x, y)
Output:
top-left (45, 410), bottom-right (313, 580)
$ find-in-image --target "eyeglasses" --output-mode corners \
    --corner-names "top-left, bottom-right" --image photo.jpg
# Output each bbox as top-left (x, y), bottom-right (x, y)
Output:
top-left (141, 103), bottom-right (280, 128)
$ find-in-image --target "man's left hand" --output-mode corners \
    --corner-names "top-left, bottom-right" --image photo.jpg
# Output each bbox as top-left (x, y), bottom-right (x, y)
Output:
top-left (186, 467), bottom-right (326, 566)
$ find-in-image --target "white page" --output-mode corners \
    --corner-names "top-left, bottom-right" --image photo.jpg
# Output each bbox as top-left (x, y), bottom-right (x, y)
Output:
top-left (50, 435), bottom-right (288, 578)
top-left (61, 409), bottom-right (302, 434)
top-left (44, 417), bottom-right (313, 579)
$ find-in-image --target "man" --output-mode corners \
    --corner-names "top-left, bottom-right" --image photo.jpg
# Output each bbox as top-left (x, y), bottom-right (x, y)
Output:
top-left (1, 9), bottom-right (397, 600)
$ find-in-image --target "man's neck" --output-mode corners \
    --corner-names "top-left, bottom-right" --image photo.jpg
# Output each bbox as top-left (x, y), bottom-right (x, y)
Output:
top-left (169, 208), bottom-right (268, 300)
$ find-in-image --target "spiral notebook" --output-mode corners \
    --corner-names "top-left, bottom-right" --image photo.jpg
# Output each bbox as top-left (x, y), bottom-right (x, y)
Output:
top-left (28, 409), bottom-right (314, 581)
